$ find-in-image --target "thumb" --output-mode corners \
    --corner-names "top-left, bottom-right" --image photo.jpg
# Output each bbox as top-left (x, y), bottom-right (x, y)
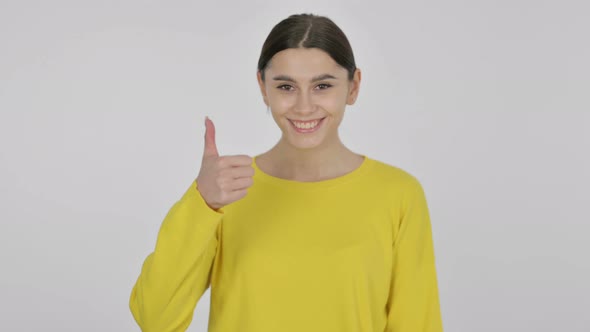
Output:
top-left (203, 116), bottom-right (219, 158)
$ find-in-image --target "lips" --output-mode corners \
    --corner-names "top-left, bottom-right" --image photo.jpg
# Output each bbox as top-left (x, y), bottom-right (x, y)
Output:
top-left (288, 116), bottom-right (326, 132)
top-left (288, 117), bottom-right (326, 124)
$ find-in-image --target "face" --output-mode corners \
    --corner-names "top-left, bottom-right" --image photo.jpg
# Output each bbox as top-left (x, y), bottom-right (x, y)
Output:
top-left (257, 47), bottom-right (361, 150)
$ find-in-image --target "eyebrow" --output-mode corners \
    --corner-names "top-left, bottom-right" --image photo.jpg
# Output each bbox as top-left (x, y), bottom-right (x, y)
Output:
top-left (271, 73), bottom-right (338, 83)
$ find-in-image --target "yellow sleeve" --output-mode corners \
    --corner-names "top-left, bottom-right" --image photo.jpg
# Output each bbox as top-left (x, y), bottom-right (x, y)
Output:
top-left (385, 178), bottom-right (444, 331)
top-left (129, 179), bottom-right (223, 332)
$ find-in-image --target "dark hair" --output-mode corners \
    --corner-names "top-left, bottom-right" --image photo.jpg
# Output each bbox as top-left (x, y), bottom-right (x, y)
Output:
top-left (257, 13), bottom-right (357, 82)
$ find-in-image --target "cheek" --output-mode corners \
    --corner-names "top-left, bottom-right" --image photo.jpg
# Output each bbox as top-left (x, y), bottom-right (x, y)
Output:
top-left (325, 97), bottom-right (345, 110)
top-left (267, 94), bottom-right (295, 111)
top-left (320, 93), bottom-right (348, 113)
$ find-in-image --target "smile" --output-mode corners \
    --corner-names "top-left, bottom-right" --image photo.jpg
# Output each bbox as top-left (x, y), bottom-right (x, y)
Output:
top-left (288, 117), bottom-right (326, 133)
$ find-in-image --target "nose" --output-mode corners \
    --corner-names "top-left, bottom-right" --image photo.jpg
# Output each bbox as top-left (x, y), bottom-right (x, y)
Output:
top-left (293, 90), bottom-right (316, 115)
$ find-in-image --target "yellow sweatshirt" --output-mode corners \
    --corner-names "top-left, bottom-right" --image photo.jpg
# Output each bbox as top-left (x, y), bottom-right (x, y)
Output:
top-left (129, 155), bottom-right (443, 332)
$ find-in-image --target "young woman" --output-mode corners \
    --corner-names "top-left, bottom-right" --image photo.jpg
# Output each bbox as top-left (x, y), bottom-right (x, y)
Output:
top-left (129, 13), bottom-right (443, 332)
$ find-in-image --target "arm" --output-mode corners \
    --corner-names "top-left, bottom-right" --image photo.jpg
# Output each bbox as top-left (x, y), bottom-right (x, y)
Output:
top-left (129, 179), bottom-right (224, 332)
top-left (385, 178), bottom-right (444, 332)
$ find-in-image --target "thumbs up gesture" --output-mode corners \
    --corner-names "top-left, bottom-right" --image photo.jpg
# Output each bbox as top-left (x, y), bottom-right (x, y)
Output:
top-left (196, 116), bottom-right (254, 211)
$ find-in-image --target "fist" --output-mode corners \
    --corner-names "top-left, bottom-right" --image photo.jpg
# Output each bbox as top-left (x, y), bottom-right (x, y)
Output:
top-left (196, 116), bottom-right (254, 210)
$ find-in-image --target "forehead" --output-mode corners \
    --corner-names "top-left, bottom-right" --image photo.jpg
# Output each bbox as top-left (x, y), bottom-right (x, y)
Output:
top-left (266, 48), bottom-right (345, 79)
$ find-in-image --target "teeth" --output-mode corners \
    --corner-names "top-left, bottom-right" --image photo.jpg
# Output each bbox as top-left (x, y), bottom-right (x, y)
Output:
top-left (292, 119), bottom-right (320, 129)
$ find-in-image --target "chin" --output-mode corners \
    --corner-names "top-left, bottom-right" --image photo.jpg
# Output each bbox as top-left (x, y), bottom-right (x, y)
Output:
top-left (284, 131), bottom-right (329, 150)
top-left (289, 140), bottom-right (324, 150)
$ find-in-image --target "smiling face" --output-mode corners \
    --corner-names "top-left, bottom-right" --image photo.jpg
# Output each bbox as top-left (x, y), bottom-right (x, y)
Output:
top-left (257, 47), bottom-right (361, 151)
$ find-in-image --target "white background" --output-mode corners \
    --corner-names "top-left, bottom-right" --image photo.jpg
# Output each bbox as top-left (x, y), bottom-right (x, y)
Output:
top-left (1, 0), bottom-right (589, 331)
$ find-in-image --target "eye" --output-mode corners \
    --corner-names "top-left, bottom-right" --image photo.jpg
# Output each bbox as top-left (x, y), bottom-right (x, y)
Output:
top-left (277, 85), bottom-right (294, 91)
top-left (316, 83), bottom-right (332, 90)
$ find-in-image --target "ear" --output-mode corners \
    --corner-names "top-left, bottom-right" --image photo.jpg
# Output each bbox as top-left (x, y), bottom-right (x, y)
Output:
top-left (257, 70), bottom-right (269, 107)
top-left (346, 68), bottom-right (361, 105)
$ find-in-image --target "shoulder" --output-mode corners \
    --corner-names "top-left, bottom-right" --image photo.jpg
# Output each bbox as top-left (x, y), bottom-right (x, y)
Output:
top-left (366, 156), bottom-right (423, 192)
top-left (366, 158), bottom-right (432, 225)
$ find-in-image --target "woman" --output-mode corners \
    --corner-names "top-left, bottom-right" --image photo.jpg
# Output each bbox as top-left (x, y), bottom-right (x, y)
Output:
top-left (129, 13), bottom-right (443, 332)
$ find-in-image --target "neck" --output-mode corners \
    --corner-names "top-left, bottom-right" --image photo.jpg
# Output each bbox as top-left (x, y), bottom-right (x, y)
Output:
top-left (263, 135), bottom-right (358, 181)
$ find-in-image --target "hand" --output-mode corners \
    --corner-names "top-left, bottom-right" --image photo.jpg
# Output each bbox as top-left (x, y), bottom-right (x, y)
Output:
top-left (196, 116), bottom-right (254, 210)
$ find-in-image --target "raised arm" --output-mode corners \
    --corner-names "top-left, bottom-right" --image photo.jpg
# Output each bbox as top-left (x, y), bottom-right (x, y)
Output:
top-left (129, 117), bottom-right (254, 331)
